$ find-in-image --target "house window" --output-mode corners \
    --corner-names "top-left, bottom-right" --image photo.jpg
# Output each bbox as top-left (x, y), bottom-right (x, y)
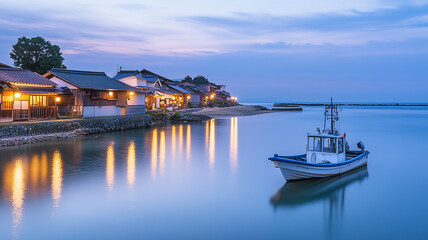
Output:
top-left (30, 95), bottom-right (47, 107)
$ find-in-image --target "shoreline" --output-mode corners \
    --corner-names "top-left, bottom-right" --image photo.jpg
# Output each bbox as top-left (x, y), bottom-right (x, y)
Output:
top-left (192, 105), bottom-right (272, 117)
top-left (0, 105), bottom-right (276, 148)
top-left (274, 103), bottom-right (428, 107)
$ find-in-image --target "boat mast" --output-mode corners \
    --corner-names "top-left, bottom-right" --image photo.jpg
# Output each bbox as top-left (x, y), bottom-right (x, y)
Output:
top-left (330, 98), bottom-right (333, 134)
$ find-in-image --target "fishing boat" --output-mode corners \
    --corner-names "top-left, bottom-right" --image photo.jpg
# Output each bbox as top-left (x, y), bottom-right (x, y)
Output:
top-left (268, 99), bottom-right (369, 181)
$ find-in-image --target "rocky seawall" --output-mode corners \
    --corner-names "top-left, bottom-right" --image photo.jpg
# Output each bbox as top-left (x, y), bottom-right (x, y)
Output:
top-left (0, 115), bottom-right (152, 147)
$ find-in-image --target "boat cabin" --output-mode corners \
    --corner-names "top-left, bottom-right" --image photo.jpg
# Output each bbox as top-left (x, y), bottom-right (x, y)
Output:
top-left (306, 133), bottom-right (345, 164)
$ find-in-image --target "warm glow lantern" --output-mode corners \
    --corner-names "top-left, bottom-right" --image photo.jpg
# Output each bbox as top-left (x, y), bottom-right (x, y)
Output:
top-left (129, 91), bottom-right (134, 96)
top-left (172, 96), bottom-right (176, 100)
top-left (109, 91), bottom-right (114, 96)
top-left (161, 96), bottom-right (165, 100)
top-left (55, 97), bottom-right (61, 102)
top-left (14, 92), bottom-right (21, 98)
top-left (187, 95), bottom-right (191, 99)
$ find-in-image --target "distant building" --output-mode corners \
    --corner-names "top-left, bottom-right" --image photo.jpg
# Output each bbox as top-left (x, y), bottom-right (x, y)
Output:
top-left (0, 63), bottom-right (62, 122)
top-left (114, 69), bottom-right (191, 110)
top-left (44, 68), bottom-right (141, 118)
top-left (178, 82), bottom-right (209, 106)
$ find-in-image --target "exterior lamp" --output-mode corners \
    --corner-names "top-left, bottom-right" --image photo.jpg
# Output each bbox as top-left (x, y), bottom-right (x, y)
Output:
top-left (210, 94), bottom-right (214, 99)
top-left (129, 91), bottom-right (134, 96)
top-left (161, 96), bottom-right (165, 100)
top-left (179, 97), bottom-right (182, 100)
top-left (55, 97), bottom-right (61, 102)
top-left (109, 91), bottom-right (114, 96)
top-left (187, 95), bottom-right (191, 99)
top-left (172, 96), bottom-right (176, 100)
top-left (14, 92), bottom-right (21, 98)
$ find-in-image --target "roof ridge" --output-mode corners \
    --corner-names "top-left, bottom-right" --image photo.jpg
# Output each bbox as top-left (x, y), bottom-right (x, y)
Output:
top-left (51, 68), bottom-right (106, 76)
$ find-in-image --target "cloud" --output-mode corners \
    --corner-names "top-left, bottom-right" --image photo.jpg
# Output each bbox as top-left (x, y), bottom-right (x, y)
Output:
top-left (1, 0), bottom-right (428, 58)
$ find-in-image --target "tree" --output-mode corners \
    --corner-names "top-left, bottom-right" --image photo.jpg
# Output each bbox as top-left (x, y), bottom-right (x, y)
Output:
top-left (10, 36), bottom-right (66, 74)
top-left (183, 75), bottom-right (193, 83)
top-left (192, 75), bottom-right (209, 84)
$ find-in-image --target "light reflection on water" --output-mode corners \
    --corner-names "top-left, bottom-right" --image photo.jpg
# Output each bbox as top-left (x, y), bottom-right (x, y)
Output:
top-left (51, 150), bottom-right (63, 207)
top-left (11, 158), bottom-right (25, 237)
top-left (106, 142), bottom-right (115, 191)
top-left (127, 141), bottom-right (136, 188)
top-left (0, 110), bottom-right (427, 239)
top-left (209, 119), bottom-right (216, 167)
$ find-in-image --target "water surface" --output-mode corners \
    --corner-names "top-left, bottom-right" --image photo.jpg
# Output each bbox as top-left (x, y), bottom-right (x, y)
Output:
top-left (0, 107), bottom-right (427, 240)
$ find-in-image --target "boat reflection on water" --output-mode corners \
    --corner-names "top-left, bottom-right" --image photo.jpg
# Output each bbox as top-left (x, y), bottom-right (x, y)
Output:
top-left (270, 166), bottom-right (369, 231)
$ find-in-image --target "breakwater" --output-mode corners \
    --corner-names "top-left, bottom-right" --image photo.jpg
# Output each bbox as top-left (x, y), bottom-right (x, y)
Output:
top-left (0, 115), bottom-right (152, 147)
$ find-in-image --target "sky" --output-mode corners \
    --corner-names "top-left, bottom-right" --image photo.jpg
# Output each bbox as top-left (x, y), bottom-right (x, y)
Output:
top-left (1, 0), bottom-right (427, 102)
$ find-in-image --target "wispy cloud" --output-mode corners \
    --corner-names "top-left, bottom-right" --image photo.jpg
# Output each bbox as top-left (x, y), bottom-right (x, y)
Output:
top-left (1, 0), bottom-right (428, 57)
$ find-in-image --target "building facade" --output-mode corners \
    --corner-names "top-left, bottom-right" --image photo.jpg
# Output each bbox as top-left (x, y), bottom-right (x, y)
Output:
top-left (44, 68), bottom-right (141, 118)
top-left (0, 63), bottom-right (62, 122)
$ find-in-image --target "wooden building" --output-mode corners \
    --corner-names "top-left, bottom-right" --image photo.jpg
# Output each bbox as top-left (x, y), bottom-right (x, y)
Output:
top-left (0, 63), bottom-right (62, 122)
top-left (114, 69), bottom-right (191, 110)
top-left (44, 69), bottom-right (140, 118)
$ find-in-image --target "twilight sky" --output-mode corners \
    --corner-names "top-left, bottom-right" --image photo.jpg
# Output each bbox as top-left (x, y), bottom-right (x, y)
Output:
top-left (1, 0), bottom-right (427, 102)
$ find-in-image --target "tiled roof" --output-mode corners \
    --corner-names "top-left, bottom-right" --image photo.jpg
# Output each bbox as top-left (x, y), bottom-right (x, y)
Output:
top-left (113, 70), bottom-right (144, 80)
top-left (140, 69), bottom-right (174, 83)
top-left (0, 67), bottom-right (56, 86)
top-left (0, 63), bottom-right (13, 68)
top-left (16, 87), bottom-right (63, 94)
top-left (166, 84), bottom-right (191, 94)
top-left (47, 68), bottom-right (137, 91)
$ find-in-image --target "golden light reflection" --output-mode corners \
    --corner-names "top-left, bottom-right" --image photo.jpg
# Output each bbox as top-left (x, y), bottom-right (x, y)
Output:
top-left (209, 119), bottom-right (216, 167)
top-left (230, 117), bottom-right (238, 171)
top-left (151, 129), bottom-right (158, 179)
top-left (106, 142), bottom-right (115, 191)
top-left (205, 120), bottom-right (209, 149)
top-left (30, 155), bottom-right (39, 190)
top-left (171, 125), bottom-right (176, 156)
top-left (160, 130), bottom-right (166, 175)
top-left (11, 158), bottom-right (25, 233)
top-left (186, 125), bottom-right (191, 162)
top-left (127, 141), bottom-right (136, 188)
top-left (40, 152), bottom-right (48, 189)
top-left (179, 125), bottom-right (183, 156)
top-left (51, 150), bottom-right (63, 207)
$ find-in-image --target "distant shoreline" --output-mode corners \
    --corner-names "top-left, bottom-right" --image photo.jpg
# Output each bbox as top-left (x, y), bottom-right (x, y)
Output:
top-left (274, 103), bottom-right (428, 107)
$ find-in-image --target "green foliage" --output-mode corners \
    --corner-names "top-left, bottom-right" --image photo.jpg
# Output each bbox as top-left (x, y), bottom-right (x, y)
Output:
top-left (193, 75), bottom-right (209, 84)
top-left (183, 75), bottom-right (193, 83)
top-left (10, 36), bottom-right (66, 74)
top-left (187, 102), bottom-right (198, 108)
top-left (170, 111), bottom-right (181, 121)
top-left (180, 75), bottom-right (210, 84)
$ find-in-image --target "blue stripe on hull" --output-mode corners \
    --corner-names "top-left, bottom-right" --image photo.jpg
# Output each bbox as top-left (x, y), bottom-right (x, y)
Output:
top-left (268, 151), bottom-right (370, 167)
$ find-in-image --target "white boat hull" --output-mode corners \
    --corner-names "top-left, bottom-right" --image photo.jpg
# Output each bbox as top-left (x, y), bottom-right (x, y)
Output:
top-left (272, 153), bottom-right (369, 181)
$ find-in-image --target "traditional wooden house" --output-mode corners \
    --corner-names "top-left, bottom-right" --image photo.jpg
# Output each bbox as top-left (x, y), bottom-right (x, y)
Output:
top-left (114, 69), bottom-right (191, 110)
top-left (44, 68), bottom-right (141, 118)
top-left (178, 82), bottom-right (209, 106)
top-left (0, 63), bottom-right (62, 122)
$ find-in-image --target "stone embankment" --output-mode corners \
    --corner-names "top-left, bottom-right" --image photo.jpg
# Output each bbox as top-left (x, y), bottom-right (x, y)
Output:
top-left (0, 115), bottom-right (152, 147)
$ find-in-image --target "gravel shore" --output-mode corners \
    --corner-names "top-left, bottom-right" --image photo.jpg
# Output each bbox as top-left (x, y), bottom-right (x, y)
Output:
top-left (193, 105), bottom-right (271, 117)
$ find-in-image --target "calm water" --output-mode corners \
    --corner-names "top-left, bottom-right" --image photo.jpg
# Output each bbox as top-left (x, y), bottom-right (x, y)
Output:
top-left (0, 107), bottom-right (428, 240)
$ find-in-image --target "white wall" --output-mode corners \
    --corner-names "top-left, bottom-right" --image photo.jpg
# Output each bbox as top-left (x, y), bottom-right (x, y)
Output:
top-left (83, 106), bottom-right (123, 118)
top-left (49, 76), bottom-right (78, 90)
top-left (118, 76), bottom-right (147, 87)
top-left (127, 92), bottom-right (145, 106)
top-left (190, 94), bottom-right (200, 105)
